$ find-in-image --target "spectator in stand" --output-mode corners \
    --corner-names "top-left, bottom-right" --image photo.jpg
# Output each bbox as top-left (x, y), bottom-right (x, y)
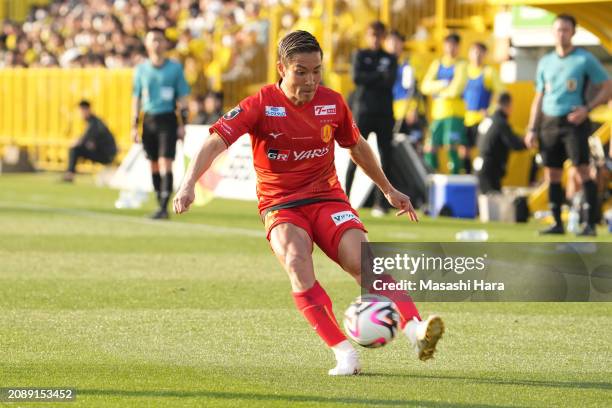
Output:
top-left (189, 92), bottom-right (224, 125)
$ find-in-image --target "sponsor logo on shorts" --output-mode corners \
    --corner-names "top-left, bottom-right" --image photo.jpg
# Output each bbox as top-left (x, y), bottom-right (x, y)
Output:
top-left (321, 124), bottom-right (334, 143)
top-left (331, 211), bottom-right (360, 226)
top-left (223, 106), bottom-right (242, 120)
top-left (265, 106), bottom-right (287, 117)
top-left (267, 149), bottom-right (290, 161)
top-left (293, 147), bottom-right (330, 160)
top-left (314, 105), bottom-right (336, 116)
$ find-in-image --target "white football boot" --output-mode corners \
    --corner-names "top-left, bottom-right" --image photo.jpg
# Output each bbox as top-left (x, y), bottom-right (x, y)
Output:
top-left (404, 316), bottom-right (445, 361)
top-left (328, 340), bottom-right (361, 376)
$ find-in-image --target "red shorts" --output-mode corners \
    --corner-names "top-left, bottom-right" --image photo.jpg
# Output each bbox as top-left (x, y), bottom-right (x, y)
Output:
top-left (264, 201), bottom-right (367, 264)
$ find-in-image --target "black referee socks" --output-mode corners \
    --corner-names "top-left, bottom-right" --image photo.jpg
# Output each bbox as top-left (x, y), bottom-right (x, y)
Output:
top-left (152, 172), bottom-right (161, 204)
top-left (549, 182), bottom-right (563, 226)
top-left (159, 172), bottom-right (173, 211)
top-left (582, 179), bottom-right (598, 226)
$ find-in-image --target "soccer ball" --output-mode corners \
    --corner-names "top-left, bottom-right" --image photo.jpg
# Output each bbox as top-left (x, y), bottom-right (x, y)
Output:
top-left (343, 294), bottom-right (399, 348)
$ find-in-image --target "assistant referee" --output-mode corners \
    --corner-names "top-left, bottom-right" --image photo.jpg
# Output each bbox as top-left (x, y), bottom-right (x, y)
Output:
top-left (525, 14), bottom-right (611, 236)
top-left (132, 28), bottom-right (191, 219)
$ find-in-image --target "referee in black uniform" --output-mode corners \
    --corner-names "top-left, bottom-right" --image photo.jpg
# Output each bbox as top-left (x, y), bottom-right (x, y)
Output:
top-left (132, 28), bottom-right (191, 219)
top-left (525, 14), bottom-right (610, 236)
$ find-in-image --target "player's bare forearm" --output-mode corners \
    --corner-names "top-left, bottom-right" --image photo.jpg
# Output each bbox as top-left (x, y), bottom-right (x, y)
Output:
top-left (182, 133), bottom-right (227, 189)
top-left (131, 96), bottom-right (141, 142)
top-left (131, 97), bottom-right (141, 128)
top-left (527, 92), bottom-right (543, 131)
top-left (176, 96), bottom-right (189, 125)
top-left (348, 137), bottom-right (392, 194)
top-left (348, 137), bottom-right (418, 221)
top-left (174, 132), bottom-right (227, 214)
top-left (525, 92), bottom-right (543, 148)
top-left (587, 80), bottom-right (612, 111)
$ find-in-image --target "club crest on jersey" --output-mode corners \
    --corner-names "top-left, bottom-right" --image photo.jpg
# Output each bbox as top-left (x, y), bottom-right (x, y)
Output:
top-left (314, 104), bottom-right (336, 116)
top-left (331, 211), bottom-right (360, 226)
top-left (223, 106), bottom-right (242, 120)
top-left (267, 149), bottom-right (290, 161)
top-left (566, 79), bottom-right (577, 92)
top-left (265, 106), bottom-right (287, 117)
top-left (321, 124), bottom-right (334, 143)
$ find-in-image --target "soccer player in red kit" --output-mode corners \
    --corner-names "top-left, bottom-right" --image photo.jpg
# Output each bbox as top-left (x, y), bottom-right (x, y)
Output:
top-left (174, 31), bottom-right (444, 375)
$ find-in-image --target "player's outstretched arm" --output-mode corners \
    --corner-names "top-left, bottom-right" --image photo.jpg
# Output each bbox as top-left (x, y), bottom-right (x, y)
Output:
top-left (173, 132), bottom-right (227, 214)
top-left (348, 137), bottom-right (418, 221)
top-left (525, 92), bottom-right (543, 148)
top-left (131, 96), bottom-right (141, 143)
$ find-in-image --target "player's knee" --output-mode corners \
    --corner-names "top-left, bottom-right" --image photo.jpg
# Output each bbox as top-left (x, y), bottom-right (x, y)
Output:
top-left (283, 250), bottom-right (309, 274)
top-left (158, 158), bottom-right (172, 173)
top-left (283, 251), bottom-right (314, 290)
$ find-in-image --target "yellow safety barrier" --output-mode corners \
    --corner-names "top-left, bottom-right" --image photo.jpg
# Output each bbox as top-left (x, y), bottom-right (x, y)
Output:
top-left (0, 0), bottom-right (49, 22)
top-left (0, 68), bottom-right (133, 171)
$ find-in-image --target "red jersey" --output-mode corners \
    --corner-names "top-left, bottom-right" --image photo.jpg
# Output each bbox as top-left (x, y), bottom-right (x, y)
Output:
top-left (210, 83), bottom-right (360, 213)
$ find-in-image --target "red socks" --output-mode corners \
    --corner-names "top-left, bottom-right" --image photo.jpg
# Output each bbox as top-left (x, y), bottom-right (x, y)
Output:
top-left (292, 276), bottom-right (419, 346)
top-left (292, 281), bottom-right (346, 347)
top-left (369, 274), bottom-right (421, 329)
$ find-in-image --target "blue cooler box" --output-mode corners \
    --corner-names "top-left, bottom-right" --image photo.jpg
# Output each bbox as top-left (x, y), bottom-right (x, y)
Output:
top-left (428, 174), bottom-right (477, 218)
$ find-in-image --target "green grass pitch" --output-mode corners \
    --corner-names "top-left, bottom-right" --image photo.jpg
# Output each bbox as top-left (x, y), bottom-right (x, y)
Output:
top-left (0, 173), bottom-right (610, 407)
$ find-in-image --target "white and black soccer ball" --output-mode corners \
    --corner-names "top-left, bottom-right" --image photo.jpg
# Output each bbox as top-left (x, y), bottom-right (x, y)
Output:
top-left (343, 294), bottom-right (399, 348)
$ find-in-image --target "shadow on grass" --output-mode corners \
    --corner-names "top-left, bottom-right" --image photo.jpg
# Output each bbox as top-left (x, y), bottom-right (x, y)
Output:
top-left (77, 389), bottom-right (519, 407)
top-left (361, 372), bottom-right (612, 391)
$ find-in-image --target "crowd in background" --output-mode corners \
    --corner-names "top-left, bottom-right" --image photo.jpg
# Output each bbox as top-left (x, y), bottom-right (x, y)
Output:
top-left (0, 0), bottom-right (274, 96)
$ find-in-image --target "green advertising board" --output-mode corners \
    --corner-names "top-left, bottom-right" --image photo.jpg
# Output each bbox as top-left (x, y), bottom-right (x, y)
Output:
top-left (512, 6), bottom-right (555, 28)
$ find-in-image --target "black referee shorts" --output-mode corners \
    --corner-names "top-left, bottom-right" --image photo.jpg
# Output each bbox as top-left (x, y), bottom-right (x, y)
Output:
top-left (539, 114), bottom-right (591, 169)
top-left (142, 112), bottom-right (178, 161)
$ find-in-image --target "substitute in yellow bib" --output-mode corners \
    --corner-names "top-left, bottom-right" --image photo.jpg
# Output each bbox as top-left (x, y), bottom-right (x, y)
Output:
top-left (421, 33), bottom-right (467, 174)
top-left (463, 42), bottom-right (503, 173)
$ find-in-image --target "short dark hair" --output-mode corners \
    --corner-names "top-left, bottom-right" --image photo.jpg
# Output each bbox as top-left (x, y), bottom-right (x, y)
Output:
top-left (278, 30), bottom-right (323, 64)
top-left (498, 92), bottom-right (512, 107)
top-left (78, 100), bottom-right (91, 109)
top-left (444, 33), bottom-right (461, 44)
top-left (472, 42), bottom-right (487, 52)
top-left (368, 21), bottom-right (387, 36)
top-left (555, 14), bottom-right (577, 29)
top-left (388, 29), bottom-right (405, 42)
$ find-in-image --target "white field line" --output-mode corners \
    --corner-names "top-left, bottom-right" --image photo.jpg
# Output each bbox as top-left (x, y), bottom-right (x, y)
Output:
top-left (0, 201), bottom-right (264, 238)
